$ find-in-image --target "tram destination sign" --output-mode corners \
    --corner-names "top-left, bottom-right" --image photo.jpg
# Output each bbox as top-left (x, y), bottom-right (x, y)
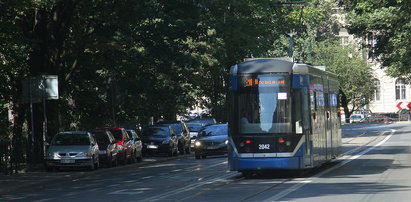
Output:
top-left (242, 76), bottom-right (287, 88)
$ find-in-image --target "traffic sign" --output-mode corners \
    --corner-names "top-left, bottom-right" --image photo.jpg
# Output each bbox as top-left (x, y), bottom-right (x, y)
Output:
top-left (408, 102), bottom-right (411, 109)
top-left (397, 102), bottom-right (403, 110)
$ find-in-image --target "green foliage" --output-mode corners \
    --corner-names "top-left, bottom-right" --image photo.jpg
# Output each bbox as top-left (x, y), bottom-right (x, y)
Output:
top-left (311, 40), bottom-right (375, 115)
top-left (341, 0), bottom-right (411, 77)
top-left (1, 0), bottom-right (382, 163)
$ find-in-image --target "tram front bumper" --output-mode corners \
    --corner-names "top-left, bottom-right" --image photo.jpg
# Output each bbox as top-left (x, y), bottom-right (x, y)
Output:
top-left (229, 156), bottom-right (301, 171)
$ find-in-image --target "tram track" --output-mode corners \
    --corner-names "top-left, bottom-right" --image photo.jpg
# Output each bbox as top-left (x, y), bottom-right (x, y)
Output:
top-left (120, 128), bottom-right (396, 201)
top-left (171, 129), bottom-right (397, 201)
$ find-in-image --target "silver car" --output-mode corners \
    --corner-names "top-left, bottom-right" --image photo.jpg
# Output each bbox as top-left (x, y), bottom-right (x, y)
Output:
top-left (44, 131), bottom-right (100, 171)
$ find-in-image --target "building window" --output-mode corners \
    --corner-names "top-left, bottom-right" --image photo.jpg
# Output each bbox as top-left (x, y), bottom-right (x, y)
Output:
top-left (368, 34), bottom-right (377, 59)
top-left (341, 36), bottom-right (349, 45)
top-left (396, 78), bottom-right (407, 100)
top-left (374, 80), bottom-right (381, 101)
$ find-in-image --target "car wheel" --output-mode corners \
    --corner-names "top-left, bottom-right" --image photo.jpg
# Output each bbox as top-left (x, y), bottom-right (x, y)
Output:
top-left (45, 166), bottom-right (53, 172)
top-left (185, 144), bottom-right (190, 154)
top-left (137, 151), bottom-right (143, 162)
top-left (94, 156), bottom-right (99, 169)
top-left (195, 153), bottom-right (201, 159)
top-left (179, 143), bottom-right (185, 154)
top-left (89, 158), bottom-right (95, 170)
top-left (131, 151), bottom-right (136, 164)
top-left (121, 152), bottom-right (127, 165)
top-left (107, 155), bottom-right (113, 168)
top-left (113, 155), bottom-right (118, 167)
top-left (168, 147), bottom-right (173, 157)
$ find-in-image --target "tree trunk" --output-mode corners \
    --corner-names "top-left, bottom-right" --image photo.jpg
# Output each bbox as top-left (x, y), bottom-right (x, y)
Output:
top-left (24, 1), bottom-right (80, 163)
top-left (339, 90), bottom-right (351, 123)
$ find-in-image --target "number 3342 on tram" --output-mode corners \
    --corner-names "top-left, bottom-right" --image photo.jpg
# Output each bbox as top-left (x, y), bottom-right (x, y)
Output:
top-left (228, 58), bottom-right (342, 174)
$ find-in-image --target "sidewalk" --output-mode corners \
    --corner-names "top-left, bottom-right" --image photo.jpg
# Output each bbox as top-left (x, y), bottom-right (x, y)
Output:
top-left (0, 154), bottom-right (193, 196)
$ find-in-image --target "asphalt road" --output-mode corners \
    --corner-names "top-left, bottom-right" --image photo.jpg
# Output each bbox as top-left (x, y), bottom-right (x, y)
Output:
top-left (1, 123), bottom-right (411, 202)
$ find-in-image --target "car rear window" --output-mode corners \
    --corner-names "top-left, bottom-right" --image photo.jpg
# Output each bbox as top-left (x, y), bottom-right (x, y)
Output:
top-left (142, 127), bottom-right (169, 137)
top-left (188, 119), bottom-right (216, 124)
top-left (91, 131), bottom-right (110, 145)
top-left (108, 130), bottom-right (123, 141)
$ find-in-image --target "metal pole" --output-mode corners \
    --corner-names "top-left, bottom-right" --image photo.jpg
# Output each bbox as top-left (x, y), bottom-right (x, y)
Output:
top-left (40, 79), bottom-right (47, 156)
top-left (29, 79), bottom-right (35, 144)
top-left (287, 32), bottom-right (297, 58)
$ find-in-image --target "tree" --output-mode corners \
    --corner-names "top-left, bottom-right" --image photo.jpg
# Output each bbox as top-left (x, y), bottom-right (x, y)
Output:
top-left (311, 40), bottom-right (375, 122)
top-left (340, 0), bottom-right (411, 77)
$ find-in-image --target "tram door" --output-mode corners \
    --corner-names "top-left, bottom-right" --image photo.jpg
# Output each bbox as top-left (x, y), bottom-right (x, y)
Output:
top-left (324, 79), bottom-right (332, 160)
top-left (301, 86), bottom-right (312, 167)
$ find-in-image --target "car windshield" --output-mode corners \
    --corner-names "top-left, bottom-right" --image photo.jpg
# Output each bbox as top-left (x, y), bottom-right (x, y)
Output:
top-left (198, 125), bottom-right (227, 137)
top-left (51, 133), bottom-right (90, 145)
top-left (91, 131), bottom-right (110, 145)
top-left (164, 123), bottom-right (182, 135)
top-left (142, 127), bottom-right (169, 137)
top-left (188, 119), bottom-right (215, 124)
top-left (186, 123), bottom-right (203, 132)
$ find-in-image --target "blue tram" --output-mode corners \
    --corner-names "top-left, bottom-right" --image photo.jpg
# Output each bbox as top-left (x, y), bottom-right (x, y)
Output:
top-left (228, 58), bottom-right (341, 174)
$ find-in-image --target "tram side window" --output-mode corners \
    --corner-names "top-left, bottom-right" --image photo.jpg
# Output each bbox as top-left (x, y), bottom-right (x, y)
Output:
top-left (292, 89), bottom-right (303, 134)
top-left (310, 91), bottom-right (317, 111)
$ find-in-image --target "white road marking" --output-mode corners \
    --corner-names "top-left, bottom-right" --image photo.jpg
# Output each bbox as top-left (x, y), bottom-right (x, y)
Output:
top-left (140, 172), bottom-right (238, 201)
top-left (108, 189), bottom-right (144, 195)
top-left (263, 129), bottom-right (396, 202)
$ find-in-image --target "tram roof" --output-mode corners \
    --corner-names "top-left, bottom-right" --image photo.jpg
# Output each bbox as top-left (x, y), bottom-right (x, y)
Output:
top-left (233, 58), bottom-right (294, 74)
top-left (232, 58), bottom-right (337, 79)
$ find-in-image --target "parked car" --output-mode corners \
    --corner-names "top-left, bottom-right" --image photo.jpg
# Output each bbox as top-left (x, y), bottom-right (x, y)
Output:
top-left (157, 121), bottom-right (190, 154)
top-left (185, 118), bottom-right (217, 149)
top-left (359, 115), bottom-right (389, 123)
top-left (96, 127), bottom-right (134, 164)
top-left (350, 114), bottom-right (364, 123)
top-left (125, 129), bottom-right (143, 162)
top-left (44, 131), bottom-right (99, 171)
top-left (194, 124), bottom-right (228, 159)
top-left (90, 129), bottom-right (119, 167)
top-left (141, 125), bottom-right (178, 156)
top-left (398, 109), bottom-right (411, 121)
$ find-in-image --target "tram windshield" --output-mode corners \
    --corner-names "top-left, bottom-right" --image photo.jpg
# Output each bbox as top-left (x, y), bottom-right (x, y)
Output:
top-left (237, 74), bottom-right (291, 134)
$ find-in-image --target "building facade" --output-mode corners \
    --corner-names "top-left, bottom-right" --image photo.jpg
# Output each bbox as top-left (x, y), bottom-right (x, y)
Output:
top-left (333, 7), bottom-right (411, 115)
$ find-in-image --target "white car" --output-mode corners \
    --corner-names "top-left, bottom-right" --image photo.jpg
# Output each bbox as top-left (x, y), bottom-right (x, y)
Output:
top-left (350, 114), bottom-right (364, 123)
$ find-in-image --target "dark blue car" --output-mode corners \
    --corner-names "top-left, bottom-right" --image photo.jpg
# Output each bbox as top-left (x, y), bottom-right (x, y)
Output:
top-left (141, 125), bottom-right (179, 157)
top-left (194, 124), bottom-right (228, 159)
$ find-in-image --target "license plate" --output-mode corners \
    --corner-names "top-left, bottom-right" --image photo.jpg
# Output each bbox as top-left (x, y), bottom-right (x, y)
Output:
top-left (61, 159), bottom-right (75, 164)
top-left (147, 145), bottom-right (158, 149)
